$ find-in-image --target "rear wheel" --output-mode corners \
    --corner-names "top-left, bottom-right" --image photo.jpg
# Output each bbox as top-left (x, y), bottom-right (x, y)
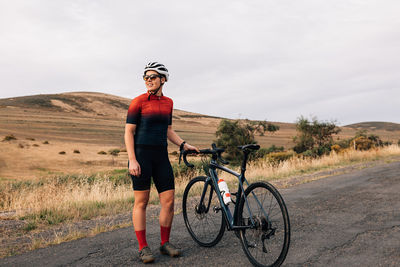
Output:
top-left (238, 182), bottom-right (290, 267)
top-left (182, 176), bottom-right (225, 247)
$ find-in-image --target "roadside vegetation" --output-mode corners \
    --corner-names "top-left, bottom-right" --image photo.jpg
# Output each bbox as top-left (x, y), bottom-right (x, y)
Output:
top-left (1, 116), bottom-right (400, 258)
top-left (1, 119), bottom-right (399, 231)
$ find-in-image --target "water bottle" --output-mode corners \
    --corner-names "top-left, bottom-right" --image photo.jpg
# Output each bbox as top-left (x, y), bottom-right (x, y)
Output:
top-left (218, 179), bottom-right (232, 205)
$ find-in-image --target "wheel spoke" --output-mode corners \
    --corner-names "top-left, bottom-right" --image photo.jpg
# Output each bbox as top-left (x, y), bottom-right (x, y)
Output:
top-left (238, 182), bottom-right (290, 267)
top-left (182, 176), bottom-right (225, 247)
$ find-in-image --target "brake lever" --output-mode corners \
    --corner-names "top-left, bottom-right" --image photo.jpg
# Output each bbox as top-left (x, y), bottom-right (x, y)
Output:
top-left (181, 150), bottom-right (197, 168)
top-left (179, 149), bottom-right (183, 164)
top-left (219, 156), bottom-right (229, 165)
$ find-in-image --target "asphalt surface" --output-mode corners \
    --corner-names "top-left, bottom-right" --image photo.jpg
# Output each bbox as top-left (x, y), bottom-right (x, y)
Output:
top-left (1, 161), bottom-right (399, 266)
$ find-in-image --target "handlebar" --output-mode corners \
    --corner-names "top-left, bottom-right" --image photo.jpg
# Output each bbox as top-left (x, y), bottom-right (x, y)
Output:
top-left (179, 143), bottom-right (229, 168)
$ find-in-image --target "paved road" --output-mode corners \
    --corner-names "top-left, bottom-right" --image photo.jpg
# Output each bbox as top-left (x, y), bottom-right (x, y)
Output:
top-left (1, 161), bottom-right (400, 266)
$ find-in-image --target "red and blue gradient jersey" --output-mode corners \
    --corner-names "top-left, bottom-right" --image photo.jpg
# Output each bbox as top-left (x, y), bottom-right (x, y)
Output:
top-left (126, 93), bottom-right (173, 146)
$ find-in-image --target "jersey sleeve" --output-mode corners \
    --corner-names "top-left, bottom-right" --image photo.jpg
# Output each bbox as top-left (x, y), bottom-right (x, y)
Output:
top-left (126, 98), bottom-right (141, 124)
top-left (168, 99), bottom-right (173, 125)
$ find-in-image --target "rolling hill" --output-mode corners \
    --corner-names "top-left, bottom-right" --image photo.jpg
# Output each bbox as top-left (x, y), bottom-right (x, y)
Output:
top-left (0, 91), bottom-right (399, 180)
top-left (345, 121), bottom-right (400, 132)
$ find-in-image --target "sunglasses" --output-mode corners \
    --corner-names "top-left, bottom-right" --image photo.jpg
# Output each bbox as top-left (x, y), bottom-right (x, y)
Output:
top-left (143, 74), bottom-right (161, 81)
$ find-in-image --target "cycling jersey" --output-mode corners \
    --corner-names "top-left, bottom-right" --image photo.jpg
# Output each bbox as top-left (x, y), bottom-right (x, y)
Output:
top-left (126, 92), bottom-right (173, 146)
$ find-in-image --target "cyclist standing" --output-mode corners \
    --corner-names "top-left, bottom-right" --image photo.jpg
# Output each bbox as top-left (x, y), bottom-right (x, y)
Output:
top-left (124, 62), bottom-right (198, 263)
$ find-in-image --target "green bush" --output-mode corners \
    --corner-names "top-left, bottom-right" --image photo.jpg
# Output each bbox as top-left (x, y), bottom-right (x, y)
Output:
top-left (353, 136), bottom-right (373, 150)
top-left (3, 134), bottom-right (16, 141)
top-left (335, 138), bottom-right (352, 149)
top-left (171, 160), bottom-right (207, 180)
top-left (23, 221), bottom-right (37, 232)
top-left (266, 151), bottom-right (294, 165)
top-left (292, 116), bottom-right (340, 156)
top-left (251, 145), bottom-right (284, 161)
top-left (108, 149), bottom-right (120, 156)
top-left (215, 119), bottom-right (279, 164)
top-left (108, 170), bottom-right (131, 186)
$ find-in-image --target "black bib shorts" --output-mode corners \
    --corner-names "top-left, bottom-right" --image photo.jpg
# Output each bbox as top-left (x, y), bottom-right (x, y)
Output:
top-left (129, 145), bottom-right (174, 193)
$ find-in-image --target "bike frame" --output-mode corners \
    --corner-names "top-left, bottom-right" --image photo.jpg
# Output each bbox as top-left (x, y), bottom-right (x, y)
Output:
top-left (198, 156), bottom-right (268, 231)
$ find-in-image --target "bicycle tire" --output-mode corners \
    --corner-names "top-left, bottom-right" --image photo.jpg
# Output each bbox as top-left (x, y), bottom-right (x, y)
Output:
top-left (238, 182), bottom-right (290, 267)
top-left (182, 176), bottom-right (225, 247)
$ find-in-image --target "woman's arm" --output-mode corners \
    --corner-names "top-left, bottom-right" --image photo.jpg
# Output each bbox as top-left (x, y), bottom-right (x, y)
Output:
top-left (167, 126), bottom-right (199, 151)
top-left (124, 124), bottom-right (141, 176)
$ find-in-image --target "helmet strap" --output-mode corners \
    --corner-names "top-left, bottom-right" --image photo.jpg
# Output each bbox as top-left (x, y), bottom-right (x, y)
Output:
top-left (147, 84), bottom-right (163, 100)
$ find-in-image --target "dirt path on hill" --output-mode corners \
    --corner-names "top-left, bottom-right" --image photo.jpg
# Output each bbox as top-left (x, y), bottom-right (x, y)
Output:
top-left (1, 161), bottom-right (400, 266)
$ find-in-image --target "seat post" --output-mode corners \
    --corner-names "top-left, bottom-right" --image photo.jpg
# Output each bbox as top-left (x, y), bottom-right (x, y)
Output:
top-left (241, 150), bottom-right (249, 174)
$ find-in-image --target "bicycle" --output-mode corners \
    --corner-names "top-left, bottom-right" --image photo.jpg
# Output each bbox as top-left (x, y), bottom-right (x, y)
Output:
top-left (181, 144), bottom-right (290, 267)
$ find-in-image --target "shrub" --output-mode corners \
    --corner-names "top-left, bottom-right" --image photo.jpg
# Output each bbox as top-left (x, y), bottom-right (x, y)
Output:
top-left (335, 138), bottom-right (352, 149)
top-left (292, 116), bottom-right (340, 156)
top-left (215, 119), bottom-right (279, 163)
top-left (383, 141), bottom-right (392, 146)
top-left (171, 160), bottom-right (206, 181)
top-left (43, 141), bottom-right (49, 144)
top-left (59, 151), bottom-right (66, 155)
top-left (251, 145), bottom-right (284, 161)
top-left (33, 144), bottom-right (39, 147)
top-left (353, 136), bottom-right (373, 150)
top-left (109, 149), bottom-right (120, 156)
top-left (108, 170), bottom-right (131, 186)
top-left (3, 134), bottom-right (16, 141)
top-left (73, 149), bottom-right (80, 154)
top-left (26, 138), bottom-right (35, 141)
top-left (18, 143), bottom-right (24, 148)
top-left (331, 144), bottom-right (341, 153)
top-left (23, 221), bottom-right (37, 232)
top-left (266, 151), bottom-right (294, 165)
top-left (98, 151), bottom-right (107, 155)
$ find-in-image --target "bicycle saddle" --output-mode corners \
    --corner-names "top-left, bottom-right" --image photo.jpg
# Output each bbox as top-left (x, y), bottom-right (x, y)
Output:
top-left (238, 144), bottom-right (260, 150)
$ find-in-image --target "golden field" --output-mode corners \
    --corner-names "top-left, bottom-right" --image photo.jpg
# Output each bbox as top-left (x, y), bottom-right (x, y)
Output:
top-left (1, 91), bottom-right (399, 182)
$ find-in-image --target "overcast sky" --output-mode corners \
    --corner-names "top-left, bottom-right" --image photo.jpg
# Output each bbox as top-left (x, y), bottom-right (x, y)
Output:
top-left (1, 0), bottom-right (399, 125)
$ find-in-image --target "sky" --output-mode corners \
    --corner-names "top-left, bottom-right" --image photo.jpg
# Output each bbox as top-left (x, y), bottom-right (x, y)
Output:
top-left (0, 0), bottom-right (399, 125)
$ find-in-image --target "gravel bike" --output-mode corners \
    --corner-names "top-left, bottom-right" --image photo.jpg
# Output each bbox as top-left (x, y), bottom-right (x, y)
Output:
top-left (181, 144), bottom-right (290, 267)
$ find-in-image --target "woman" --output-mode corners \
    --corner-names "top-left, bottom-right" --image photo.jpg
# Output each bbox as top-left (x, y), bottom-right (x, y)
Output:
top-left (124, 62), bottom-right (198, 263)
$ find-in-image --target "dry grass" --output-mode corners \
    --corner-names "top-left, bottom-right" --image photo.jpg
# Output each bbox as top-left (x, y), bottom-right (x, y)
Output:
top-left (2, 146), bottom-right (400, 226)
top-left (245, 145), bottom-right (400, 183)
top-left (0, 166), bottom-right (202, 227)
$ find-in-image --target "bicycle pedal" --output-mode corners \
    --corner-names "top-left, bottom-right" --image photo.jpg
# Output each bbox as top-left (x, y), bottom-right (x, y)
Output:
top-left (247, 242), bottom-right (256, 248)
top-left (213, 206), bottom-right (222, 213)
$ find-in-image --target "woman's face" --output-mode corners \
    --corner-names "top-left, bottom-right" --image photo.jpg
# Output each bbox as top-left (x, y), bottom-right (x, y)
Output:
top-left (144, 70), bottom-right (165, 92)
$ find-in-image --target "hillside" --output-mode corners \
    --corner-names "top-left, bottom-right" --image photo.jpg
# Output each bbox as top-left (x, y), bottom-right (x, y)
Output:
top-left (345, 121), bottom-right (400, 132)
top-left (0, 92), bottom-right (296, 147)
top-left (0, 91), bottom-right (399, 180)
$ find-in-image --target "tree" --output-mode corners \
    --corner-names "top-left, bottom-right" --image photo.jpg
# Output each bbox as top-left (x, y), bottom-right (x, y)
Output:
top-left (215, 119), bottom-right (279, 162)
top-left (293, 116), bottom-right (340, 156)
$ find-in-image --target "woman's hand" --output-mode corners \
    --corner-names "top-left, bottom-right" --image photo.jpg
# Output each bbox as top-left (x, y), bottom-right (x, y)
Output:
top-left (129, 159), bottom-right (141, 177)
top-left (184, 143), bottom-right (199, 152)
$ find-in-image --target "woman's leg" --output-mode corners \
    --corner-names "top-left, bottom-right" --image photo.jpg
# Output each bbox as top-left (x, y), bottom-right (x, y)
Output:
top-left (133, 190), bottom-right (150, 250)
top-left (159, 189), bottom-right (175, 245)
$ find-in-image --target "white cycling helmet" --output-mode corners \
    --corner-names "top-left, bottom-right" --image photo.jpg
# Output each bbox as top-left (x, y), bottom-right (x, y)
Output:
top-left (144, 62), bottom-right (169, 81)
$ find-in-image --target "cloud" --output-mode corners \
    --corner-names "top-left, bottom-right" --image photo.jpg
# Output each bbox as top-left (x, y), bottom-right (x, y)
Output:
top-left (0, 0), bottom-right (399, 124)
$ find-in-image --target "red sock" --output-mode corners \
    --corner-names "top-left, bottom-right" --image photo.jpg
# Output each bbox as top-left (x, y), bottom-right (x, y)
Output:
top-left (160, 225), bottom-right (171, 245)
top-left (135, 229), bottom-right (148, 250)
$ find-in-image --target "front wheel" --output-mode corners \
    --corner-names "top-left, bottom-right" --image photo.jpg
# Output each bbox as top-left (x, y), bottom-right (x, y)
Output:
top-left (238, 182), bottom-right (290, 267)
top-left (182, 176), bottom-right (225, 247)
